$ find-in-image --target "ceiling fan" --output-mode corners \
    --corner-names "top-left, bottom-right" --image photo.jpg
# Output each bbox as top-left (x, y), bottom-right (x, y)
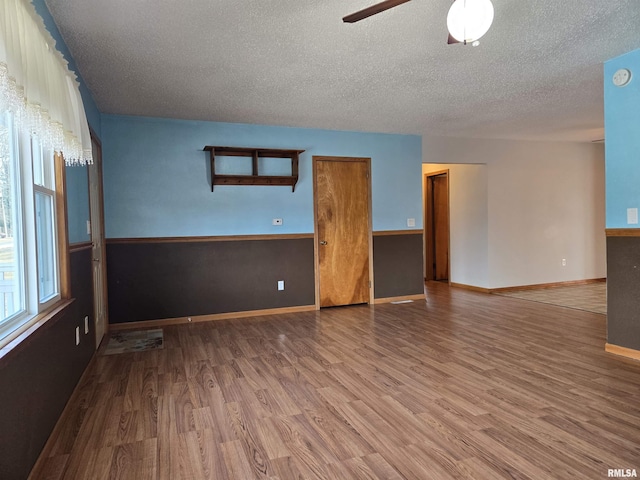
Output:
top-left (342, 0), bottom-right (495, 46)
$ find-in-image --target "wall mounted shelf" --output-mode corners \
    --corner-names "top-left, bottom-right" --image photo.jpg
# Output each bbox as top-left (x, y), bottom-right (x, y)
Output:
top-left (203, 146), bottom-right (305, 192)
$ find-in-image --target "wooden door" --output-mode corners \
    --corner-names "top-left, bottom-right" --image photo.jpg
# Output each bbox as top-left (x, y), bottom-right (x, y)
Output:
top-left (89, 134), bottom-right (108, 348)
top-left (314, 157), bottom-right (372, 307)
top-left (424, 171), bottom-right (450, 282)
top-left (433, 174), bottom-right (449, 280)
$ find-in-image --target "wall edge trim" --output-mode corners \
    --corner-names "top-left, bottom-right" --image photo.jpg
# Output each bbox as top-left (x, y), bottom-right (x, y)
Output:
top-left (69, 241), bottom-right (92, 252)
top-left (450, 282), bottom-right (491, 294)
top-left (606, 228), bottom-right (640, 237)
top-left (109, 305), bottom-right (317, 330)
top-left (490, 278), bottom-right (606, 293)
top-left (0, 299), bottom-right (75, 363)
top-left (106, 234), bottom-right (315, 244)
top-left (605, 343), bottom-right (640, 362)
top-left (373, 229), bottom-right (423, 236)
top-left (107, 232), bottom-right (425, 244)
top-left (373, 293), bottom-right (425, 304)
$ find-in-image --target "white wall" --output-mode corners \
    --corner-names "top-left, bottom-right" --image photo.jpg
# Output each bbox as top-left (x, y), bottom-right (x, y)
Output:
top-left (423, 136), bottom-right (606, 289)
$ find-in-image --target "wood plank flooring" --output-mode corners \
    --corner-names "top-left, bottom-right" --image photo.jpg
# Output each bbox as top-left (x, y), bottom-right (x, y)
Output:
top-left (494, 282), bottom-right (607, 315)
top-left (32, 282), bottom-right (640, 479)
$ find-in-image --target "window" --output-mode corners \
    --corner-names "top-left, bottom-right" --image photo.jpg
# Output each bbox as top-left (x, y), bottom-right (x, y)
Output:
top-left (0, 111), bottom-right (64, 342)
top-left (32, 137), bottom-right (59, 304)
top-left (0, 112), bottom-right (24, 325)
top-left (0, 0), bottom-right (91, 348)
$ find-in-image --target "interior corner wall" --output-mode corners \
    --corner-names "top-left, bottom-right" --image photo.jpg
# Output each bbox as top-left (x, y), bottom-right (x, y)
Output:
top-left (0, 2), bottom-right (99, 479)
top-left (101, 115), bottom-right (424, 322)
top-left (423, 135), bottom-right (606, 289)
top-left (604, 48), bottom-right (640, 351)
top-left (422, 163), bottom-right (489, 288)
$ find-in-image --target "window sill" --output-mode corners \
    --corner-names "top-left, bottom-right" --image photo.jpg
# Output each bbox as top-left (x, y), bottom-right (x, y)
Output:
top-left (0, 299), bottom-right (75, 363)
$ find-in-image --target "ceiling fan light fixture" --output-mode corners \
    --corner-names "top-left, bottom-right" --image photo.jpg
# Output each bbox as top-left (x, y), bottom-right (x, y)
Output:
top-left (447, 0), bottom-right (494, 44)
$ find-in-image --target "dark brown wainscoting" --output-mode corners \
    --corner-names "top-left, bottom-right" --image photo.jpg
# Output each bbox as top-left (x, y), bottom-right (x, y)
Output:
top-left (607, 234), bottom-right (640, 350)
top-left (106, 237), bottom-right (316, 324)
top-left (373, 231), bottom-right (424, 299)
top-left (70, 247), bottom-right (95, 342)
top-left (0, 248), bottom-right (94, 480)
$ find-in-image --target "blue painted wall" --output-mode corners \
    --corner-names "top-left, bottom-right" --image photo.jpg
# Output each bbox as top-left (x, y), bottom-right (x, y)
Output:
top-left (604, 48), bottom-right (640, 228)
top-left (101, 115), bottom-right (423, 238)
top-left (65, 166), bottom-right (91, 244)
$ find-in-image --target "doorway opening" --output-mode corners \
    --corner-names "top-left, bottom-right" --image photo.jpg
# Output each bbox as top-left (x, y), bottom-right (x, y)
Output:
top-left (424, 170), bottom-right (450, 282)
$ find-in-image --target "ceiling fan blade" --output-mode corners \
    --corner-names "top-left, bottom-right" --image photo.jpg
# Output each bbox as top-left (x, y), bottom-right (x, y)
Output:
top-left (343, 0), bottom-right (411, 23)
top-left (447, 33), bottom-right (461, 44)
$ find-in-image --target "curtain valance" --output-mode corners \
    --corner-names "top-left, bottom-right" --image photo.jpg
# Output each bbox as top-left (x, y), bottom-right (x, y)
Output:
top-left (0, 0), bottom-right (92, 165)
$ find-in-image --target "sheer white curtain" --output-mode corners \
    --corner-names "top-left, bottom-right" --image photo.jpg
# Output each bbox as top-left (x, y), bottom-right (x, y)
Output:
top-left (0, 0), bottom-right (92, 165)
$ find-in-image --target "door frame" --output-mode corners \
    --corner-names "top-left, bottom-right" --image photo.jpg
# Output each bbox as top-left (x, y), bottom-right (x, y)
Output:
top-left (423, 169), bottom-right (451, 282)
top-left (89, 129), bottom-right (109, 348)
top-left (312, 156), bottom-right (374, 309)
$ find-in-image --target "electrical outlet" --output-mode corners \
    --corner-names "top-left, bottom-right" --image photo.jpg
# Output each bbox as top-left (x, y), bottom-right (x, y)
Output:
top-left (272, 218), bottom-right (283, 226)
top-left (86, 220), bottom-right (91, 235)
top-left (75, 326), bottom-right (80, 345)
top-left (407, 218), bottom-right (416, 227)
top-left (627, 208), bottom-right (638, 225)
top-left (278, 280), bottom-right (284, 291)
top-left (562, 258), bottom-right (567, 267)
top-left (84, 316), bottom-right (89, 334)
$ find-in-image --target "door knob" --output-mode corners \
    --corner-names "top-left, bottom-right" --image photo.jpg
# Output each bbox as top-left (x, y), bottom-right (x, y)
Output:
top-left (320, 240), bottom-right (327, 245)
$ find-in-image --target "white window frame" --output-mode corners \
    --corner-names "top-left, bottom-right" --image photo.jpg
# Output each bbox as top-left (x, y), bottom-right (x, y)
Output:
top-left (30, 136), bottom-right (60, 309)
top-left (0, 113), bottom-right (66, 345)
top-left (0, 113), bottom-right (27, 339)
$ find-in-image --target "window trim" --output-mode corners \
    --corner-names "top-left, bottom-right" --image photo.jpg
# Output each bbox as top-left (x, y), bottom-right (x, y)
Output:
top-left (0, 299), bottom-right (74, 361)
top-left (0, 151), bottom-right (71, 352)
top-left (55, 152), bottom-right (71, 300)
top-left (34, 188), bottom-right (60, 306)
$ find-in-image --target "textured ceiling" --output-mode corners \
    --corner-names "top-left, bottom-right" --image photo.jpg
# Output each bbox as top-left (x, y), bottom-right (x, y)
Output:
top-left (44, 0), bottom-right (640, 142)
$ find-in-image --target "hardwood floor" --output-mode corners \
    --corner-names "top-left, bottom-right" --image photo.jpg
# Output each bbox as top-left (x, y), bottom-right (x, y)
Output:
top-left (32, 282), bottom-right (640, 479)
top-left (494, 281), bottom-right (607, 315)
